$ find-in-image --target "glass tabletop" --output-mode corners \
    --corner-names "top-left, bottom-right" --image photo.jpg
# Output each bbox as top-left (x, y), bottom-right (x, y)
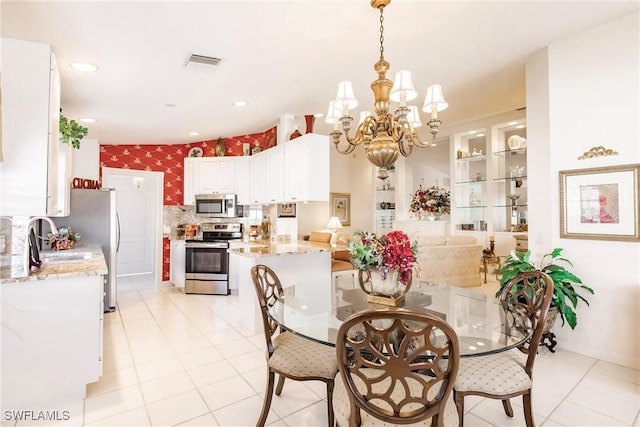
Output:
top-left (267, 281), bottom-right (531, 357)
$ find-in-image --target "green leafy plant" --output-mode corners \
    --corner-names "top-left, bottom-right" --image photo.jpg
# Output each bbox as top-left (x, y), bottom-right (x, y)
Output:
top-left (59, 113), bottom-right (88, 149)
top-left (499, 248), bottom-right (594, 329)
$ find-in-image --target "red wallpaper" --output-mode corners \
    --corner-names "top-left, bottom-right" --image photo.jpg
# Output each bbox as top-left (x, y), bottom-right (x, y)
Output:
top-left (100, 126), bottom-right (277, 280)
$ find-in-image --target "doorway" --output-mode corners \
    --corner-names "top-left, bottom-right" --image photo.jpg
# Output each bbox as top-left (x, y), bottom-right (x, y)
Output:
top-left (102, 167), bottom-right (163, 286)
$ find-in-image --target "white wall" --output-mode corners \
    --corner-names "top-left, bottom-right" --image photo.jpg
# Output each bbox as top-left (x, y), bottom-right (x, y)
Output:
top-left (526, 12), bottom-right (639, 369)
top-left (71, 138), bottom-right (100, 181)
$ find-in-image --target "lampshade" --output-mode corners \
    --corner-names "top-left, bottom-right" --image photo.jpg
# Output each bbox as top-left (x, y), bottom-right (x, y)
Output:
top-left (326, 216), bottom-right (343, 230)
top-left (422, 84), bottom-right (449, 113)
top-left (390, 70), bottom-right (418, 104)
top-left (324, 100), bottom-right (342, 124)
top-left (406, 105), bottom-right (422, 128)
top-left (334, 81), bottom-right (359, 111)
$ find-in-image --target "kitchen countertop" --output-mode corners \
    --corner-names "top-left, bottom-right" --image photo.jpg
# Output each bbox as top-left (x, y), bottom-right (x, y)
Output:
top-left (0, 244), bottom-right (108, 284)
top-left (228, 240), bottom-right (345, 257)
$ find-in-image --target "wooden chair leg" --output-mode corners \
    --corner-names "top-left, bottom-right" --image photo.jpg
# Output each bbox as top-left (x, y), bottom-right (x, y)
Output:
top-left (257, 370), bottom-right (276, 427)
top-left (275, 374), bottom-right (286, 396)
top-left (326, 380), bottom-right (335, 427)
top-left (523, 392), bottom-right (534, 427)
top-left (502, 398), bottom-right (514, 417)
top-left (453, 390), bottom-right (465, 427)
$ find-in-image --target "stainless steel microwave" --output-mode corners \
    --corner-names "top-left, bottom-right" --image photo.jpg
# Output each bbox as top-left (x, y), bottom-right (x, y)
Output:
top-left (195, 194), bottom-right (237, 218)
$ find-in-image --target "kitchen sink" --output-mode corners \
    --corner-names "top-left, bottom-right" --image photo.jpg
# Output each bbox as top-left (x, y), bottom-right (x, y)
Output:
top-left (41, 251), bottom-right (92, 263)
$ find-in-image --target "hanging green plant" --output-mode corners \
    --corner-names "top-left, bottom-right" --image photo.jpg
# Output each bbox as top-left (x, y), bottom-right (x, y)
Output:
top-left (59, 112), bottom-right (88, 149)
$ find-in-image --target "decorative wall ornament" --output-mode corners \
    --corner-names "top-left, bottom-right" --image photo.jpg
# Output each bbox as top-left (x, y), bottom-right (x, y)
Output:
top-left (577, 145), bottom-right (619, 160)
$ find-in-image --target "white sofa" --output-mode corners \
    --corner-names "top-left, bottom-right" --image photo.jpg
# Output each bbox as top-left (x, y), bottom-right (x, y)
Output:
top-left (414, 235), bottom-right (483, 288)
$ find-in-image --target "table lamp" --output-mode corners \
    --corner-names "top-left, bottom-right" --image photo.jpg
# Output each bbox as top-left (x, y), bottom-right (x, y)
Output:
top-left (326, 216), bottom-right (343, 244)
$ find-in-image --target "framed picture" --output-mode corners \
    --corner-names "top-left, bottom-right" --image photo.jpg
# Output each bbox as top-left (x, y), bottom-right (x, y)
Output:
top-left (242, 143), bottom-right (250, 156)
top-left (330, 192), bottom-right (351, 226)
top-left (277, 203), bottom-right (296, 218)
top-left (559, 164), bottom-right (639, 241)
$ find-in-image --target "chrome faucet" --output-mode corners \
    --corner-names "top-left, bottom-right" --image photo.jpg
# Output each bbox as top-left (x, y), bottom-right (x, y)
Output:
top-left (24, 216), bottom-right (59, 273)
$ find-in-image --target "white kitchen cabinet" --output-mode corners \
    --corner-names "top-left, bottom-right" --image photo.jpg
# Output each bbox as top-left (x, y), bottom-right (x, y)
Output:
top-left (234, 156), bottom-right (251, 205)
top-left (184, 157), bottom-right (235, 205)
top-left (249, 146), bottom-right (285, 205)
top-left (169, 239), bottom-right (186, 288)
top-left (1, 274), bottom-right (104, 408)
top-left (0, 37), bottom-right (70, 217)
top-left (283, 133), bottom-right (330, 202)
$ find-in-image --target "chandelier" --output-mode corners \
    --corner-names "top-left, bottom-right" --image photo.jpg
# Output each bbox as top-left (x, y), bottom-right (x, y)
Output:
top-left (326, 0), bottom-right (448, 179)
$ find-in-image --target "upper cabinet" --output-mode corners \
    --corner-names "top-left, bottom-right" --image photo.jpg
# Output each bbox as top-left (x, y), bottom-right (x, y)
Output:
top-left (183, 157), bottom-right (236, 205)
top-left (283, 133), bottom-right (329, 203)
top-left (0, 37), bottom-right (70, 217)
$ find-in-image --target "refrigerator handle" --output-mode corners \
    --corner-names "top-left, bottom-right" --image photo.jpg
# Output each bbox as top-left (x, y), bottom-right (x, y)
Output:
top-left (116, 210), bottom-right (121, 253)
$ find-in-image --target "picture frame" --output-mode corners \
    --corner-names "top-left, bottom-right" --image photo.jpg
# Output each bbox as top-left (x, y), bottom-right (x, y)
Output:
top-left (330, 192), bottom-right (351, 226)
top-left (559, 164), bottom-right (639, 241)
top-left (277, 203), bottom-right (296, 218)
top-left (242, 143), bottom-right (250, 156)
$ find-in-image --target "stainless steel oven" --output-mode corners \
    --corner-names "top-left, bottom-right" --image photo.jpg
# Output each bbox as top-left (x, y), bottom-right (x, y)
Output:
top-left (185, 223), bottom-right (241, 295)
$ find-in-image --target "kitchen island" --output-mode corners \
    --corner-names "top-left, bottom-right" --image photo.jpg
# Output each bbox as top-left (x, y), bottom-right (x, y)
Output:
top-left (228, 240), bottom-right (337, 334)
top-left (0, 244), bottom-right (107, 410)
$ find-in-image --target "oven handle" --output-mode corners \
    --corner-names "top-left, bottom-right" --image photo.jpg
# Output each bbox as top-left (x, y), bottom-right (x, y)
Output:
top-left (186, 242), bottom-right (228, 249)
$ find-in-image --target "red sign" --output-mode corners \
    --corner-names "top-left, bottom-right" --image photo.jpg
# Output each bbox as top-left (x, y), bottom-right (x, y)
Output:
top-left (72, 177), bottom-right (101, 189)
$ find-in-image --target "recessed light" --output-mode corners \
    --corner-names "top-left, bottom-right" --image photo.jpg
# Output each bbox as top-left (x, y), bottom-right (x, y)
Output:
top-left (515, 124), bottom-right (525, 129)
top-left (233, 101), bottom-right (248, 107)
top-left (189, 132), bottom-right (200, 136)
top-left (70, 62), bottom-right (98, 72)
top-left (468, 130), bottom-right (477, 135)
top-left (477, 133), bottom-right (485, 137)
top-left (165, 103), bottom-right (176, 108)
top-left (508, 121), bottom-right (518, 126)
top-left (314, 113), bottom-right (324, 118)
top-left (79, 118), bottom-right (96, 123)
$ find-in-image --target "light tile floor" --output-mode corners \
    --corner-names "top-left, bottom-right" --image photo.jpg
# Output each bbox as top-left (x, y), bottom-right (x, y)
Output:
top-left (7, 274), bottom-right (639, 426)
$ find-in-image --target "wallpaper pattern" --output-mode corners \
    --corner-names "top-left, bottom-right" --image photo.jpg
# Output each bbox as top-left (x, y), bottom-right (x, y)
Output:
top-left (99, 126), bottom-right (277, 280)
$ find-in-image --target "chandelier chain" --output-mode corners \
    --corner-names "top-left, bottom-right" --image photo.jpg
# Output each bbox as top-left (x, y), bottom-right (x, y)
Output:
top-left (379, 7), bottom-right (385, 61)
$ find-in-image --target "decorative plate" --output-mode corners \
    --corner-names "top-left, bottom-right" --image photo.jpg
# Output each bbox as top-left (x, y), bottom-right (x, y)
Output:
top-left (188, 147), bottom-right (203, 157)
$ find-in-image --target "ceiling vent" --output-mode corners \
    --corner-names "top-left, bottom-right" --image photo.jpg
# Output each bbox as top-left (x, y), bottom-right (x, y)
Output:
top-left (184, 54), bottom-right (222, 70)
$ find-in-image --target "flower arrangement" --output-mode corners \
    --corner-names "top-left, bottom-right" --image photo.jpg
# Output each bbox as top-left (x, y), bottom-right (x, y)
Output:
top-left (409, 182), bottom-right (451, 214)
top-left (47, 227), bottom-right (81, 250)
top-left (347, 230), bottom-right (417, 285)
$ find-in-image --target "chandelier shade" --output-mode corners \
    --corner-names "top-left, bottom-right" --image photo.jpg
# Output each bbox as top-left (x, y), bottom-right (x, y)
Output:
top-left (328, 0), bottom-right (447, 178)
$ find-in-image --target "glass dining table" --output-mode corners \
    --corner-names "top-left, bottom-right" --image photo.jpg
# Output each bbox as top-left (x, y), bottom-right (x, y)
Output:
top-left (267, 280), bottom-right (531, 357)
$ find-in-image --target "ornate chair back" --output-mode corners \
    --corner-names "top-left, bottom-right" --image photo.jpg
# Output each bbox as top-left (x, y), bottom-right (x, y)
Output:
top-left (336, 308), bottom-right (459, 426)
top-left (251, 264), bottom-right (285, 356)
top-left (499, 270), bottom-right (554, 376)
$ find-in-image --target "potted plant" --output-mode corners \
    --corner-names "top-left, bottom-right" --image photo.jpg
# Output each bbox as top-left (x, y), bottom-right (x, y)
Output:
top-left (59, 112), bottom-right (88, 149)
top-left (498, 248), bottom-right (594, 330)
top-left (348, 230), bottom-right (418, 305)
top-left (46, 226), bottom-right (82, 250)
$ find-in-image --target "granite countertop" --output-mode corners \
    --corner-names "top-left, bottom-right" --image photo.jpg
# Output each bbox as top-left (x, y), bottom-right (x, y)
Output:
top-left (0, 244), bottom-right (108, 284)
top-left (228, 241), bottom-right (345, 258)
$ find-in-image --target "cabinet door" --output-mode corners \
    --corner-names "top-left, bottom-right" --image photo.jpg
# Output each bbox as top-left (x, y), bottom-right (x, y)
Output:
top-left (169, 240), bottom-right (186, 288)
top-left (183, 158), bottom-right (197, 205)
top-left (264, 147), bottom-right (284, 204)
top-left (234, 156), bottom-right (251, 205)
top-left (283, 134), bottom-right (329, 202)
top-left (0, 38), bottom-right (61, 216)
top-left (250, 153), bottom-right (267, 204)
top-left (200, 158), bottom-right (235, 194)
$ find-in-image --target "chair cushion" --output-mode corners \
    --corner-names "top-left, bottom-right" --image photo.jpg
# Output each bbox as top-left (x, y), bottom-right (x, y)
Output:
top-left (333, 369), bottom-right (459, 426)
top-left (309, 231), bottom-right (332, 243)
top-left (332, 259), bottom-right (354, 272)
top-left (454, 350), bottom-right (531, 395)
top-left (333, 249), bottom-right (352, 262)
top-left (270, 331), bottom-right (338, 379)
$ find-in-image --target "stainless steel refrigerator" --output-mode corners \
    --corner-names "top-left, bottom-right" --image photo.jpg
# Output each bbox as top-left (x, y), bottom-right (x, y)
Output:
top-left (66, 188), bottom-right (120, 312)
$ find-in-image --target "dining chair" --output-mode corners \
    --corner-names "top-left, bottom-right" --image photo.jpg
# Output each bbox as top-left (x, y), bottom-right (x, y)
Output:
top-left (250, 264), bottom-right (338, 427)
top-left (333, 308), bottom-right (460, 427)
top-left (453, 270), bottom-right (554, 427)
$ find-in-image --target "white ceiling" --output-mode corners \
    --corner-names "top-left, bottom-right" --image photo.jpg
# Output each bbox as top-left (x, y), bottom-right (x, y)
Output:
top-left (2, 1), bottom-right (638, 145)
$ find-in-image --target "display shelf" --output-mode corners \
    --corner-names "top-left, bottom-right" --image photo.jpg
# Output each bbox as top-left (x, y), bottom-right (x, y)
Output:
top-left (493, 147), bottom-right (526, 157)
top-left (457, 205), bottom-right (488, 209)
top-left (493, 176), bottom-right (528, 182)
top-left (455, 179), bottom-right (487, 185)
top-left (456, 154), bottom-right (486, 162)
top-left (493, 204), bottom-right (528, 208)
